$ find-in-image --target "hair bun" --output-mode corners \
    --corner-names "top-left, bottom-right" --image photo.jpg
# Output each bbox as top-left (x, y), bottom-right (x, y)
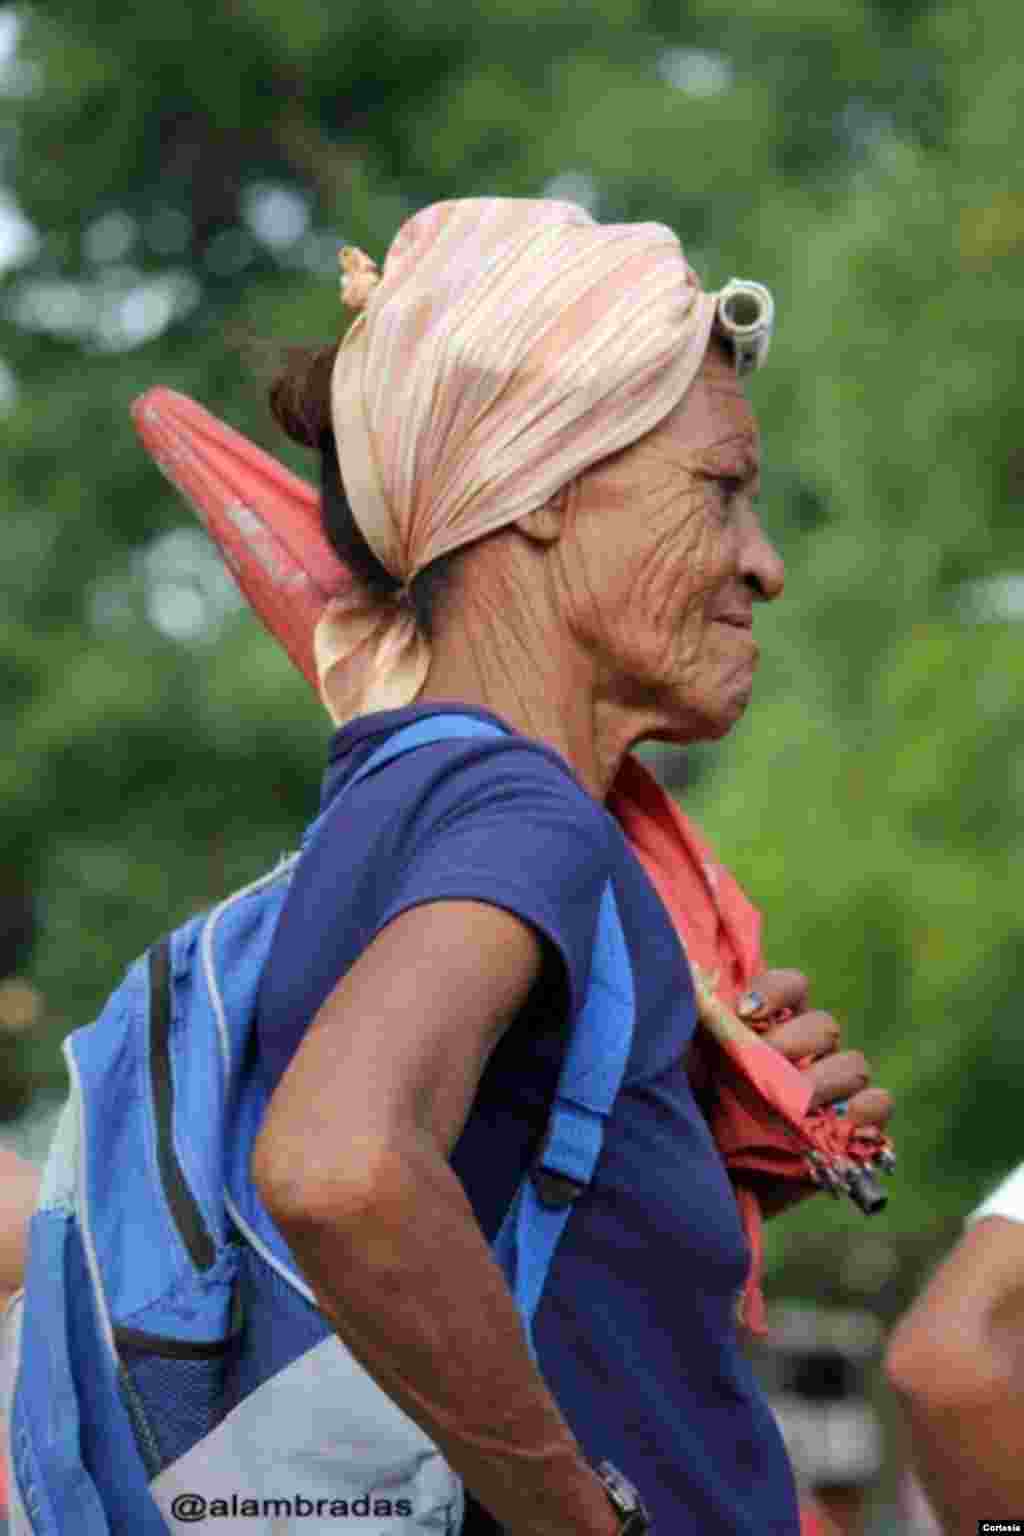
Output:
top-left (268, 343), bottom-right (339, 449)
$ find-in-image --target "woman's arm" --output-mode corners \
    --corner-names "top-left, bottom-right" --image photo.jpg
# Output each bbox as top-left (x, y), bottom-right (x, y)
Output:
top-left (252, 898), bottom-right (619, 1536)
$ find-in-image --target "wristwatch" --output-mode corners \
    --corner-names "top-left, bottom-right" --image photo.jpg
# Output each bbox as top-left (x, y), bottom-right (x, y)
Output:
top-left (594, 1460), bottom-right (651, 1533)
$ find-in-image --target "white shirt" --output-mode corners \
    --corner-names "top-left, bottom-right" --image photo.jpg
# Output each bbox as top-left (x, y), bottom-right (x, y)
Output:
top-left (968, 1161), bottom-right (1024, 1224)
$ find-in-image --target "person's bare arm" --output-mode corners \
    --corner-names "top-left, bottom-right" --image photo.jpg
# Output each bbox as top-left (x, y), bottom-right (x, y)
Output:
top-left (251, 899), bottom-right (619, 1536)
top-left (885, 1215), bottom-right (1024, 1533)
top-left (0, 1143), bottom-right (40, 1301)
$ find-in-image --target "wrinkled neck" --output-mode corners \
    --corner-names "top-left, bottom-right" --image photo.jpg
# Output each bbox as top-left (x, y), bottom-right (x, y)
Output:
top-left (418, 547), bottom-right (648, 802)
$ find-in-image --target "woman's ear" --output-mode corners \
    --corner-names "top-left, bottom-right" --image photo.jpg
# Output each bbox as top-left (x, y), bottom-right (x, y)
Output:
top-left (516, 482), bottom-right (572, 546)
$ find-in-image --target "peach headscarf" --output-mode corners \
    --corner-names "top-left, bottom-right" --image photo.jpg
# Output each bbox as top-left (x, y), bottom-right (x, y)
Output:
top-left (316, 197), bottom-right (757, 724)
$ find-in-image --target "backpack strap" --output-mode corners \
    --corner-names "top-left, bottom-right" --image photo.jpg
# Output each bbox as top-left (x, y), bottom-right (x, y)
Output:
top-left (493, 879), bottom-right (634, 1356)
top-left (301, 713), bottom-right (512, 852)
top-left (352, 713), bottom-right (509, 777)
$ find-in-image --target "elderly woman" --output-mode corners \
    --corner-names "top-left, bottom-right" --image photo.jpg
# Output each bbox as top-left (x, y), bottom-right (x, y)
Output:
top-left (241, 198), bottom-right (890, 1535)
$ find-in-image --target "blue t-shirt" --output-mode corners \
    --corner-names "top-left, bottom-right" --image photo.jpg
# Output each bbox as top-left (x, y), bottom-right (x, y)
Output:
top-left (257, 702), bottom-right (798, 1536)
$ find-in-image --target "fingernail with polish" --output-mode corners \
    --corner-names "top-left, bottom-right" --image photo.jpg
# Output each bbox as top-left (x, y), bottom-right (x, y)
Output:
top-left (737, 991), bottom-right (763, 1018)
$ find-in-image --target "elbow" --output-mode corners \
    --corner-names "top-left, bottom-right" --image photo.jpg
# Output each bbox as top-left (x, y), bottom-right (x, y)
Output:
top-left (883, 1322), bottom-right (937, 1406)
top-left (251, 1122), bottom-right (404, 1240)
top-left (885, 1312), bottom-right (1011, 1416)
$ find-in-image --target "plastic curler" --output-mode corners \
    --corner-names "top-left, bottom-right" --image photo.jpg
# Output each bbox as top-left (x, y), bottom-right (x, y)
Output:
top-left (715, 278), bottom-right (775, 377)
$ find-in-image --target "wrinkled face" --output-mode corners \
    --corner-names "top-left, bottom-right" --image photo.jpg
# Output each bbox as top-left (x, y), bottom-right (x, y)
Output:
top-left (558, 341), bottom-right (785, 743)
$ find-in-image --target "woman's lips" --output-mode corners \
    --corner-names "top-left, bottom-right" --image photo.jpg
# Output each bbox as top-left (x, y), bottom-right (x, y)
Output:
top-left (713, 614), bottom-right (759, 664)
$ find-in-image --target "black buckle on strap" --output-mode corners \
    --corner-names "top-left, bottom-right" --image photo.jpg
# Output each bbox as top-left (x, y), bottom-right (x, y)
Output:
top-left (531, 1166), bottom-right (586, 1209)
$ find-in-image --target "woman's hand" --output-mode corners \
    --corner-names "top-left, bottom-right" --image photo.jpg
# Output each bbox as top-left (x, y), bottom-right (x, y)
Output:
top-left (734, 969), bottom-right (893, 1218)
top-left (737, 968), bottom-right (893, 1132)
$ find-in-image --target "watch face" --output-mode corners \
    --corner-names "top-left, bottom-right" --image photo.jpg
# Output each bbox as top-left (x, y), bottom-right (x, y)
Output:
top-left (595, 1460), bottom-right (650, 1531)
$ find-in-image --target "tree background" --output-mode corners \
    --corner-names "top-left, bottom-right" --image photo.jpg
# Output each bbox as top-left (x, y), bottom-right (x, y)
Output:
top-left (1, 0), bottom-right (1021, 1503)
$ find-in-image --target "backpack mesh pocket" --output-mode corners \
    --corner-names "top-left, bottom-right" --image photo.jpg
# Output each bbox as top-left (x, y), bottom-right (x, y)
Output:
top-left (114, 1301), bottom-right (245, 1473)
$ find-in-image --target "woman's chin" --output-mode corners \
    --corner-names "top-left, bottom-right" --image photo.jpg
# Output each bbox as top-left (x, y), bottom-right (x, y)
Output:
top-left (636, 676), bottom-right (755, 748)
top-left (646, 711), bottom-right (745, 749)
top-left (687, 688), bottom-right (753, 742)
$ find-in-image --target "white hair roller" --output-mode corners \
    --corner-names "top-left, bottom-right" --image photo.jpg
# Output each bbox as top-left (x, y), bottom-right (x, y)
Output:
top-left (715, 278), bottom-right (775, 377)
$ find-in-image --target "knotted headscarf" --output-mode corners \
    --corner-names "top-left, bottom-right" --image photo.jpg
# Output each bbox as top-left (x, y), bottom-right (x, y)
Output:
top-left (316, 197), bottom-right (772, 724)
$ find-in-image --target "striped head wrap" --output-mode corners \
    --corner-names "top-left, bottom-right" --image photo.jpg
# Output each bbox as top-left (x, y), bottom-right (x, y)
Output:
top-left (316, 197), bottom-right (773, 725)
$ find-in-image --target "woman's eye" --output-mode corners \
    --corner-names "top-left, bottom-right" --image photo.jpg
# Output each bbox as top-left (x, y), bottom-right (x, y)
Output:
top-left (716, 476), bottom-right (744, 503)
top-left (711, 476), bottom-right (744, 517)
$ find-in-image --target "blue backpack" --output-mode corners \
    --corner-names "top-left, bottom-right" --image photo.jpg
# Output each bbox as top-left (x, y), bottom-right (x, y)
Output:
top-left (4, 714), bottom-right (636, 1535)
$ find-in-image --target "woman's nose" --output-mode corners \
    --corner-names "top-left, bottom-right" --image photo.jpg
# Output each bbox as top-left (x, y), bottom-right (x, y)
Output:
top-left (741, 514), bottom-right (785, 602)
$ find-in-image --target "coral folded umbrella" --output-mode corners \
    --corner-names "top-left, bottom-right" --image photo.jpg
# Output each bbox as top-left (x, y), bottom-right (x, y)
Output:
top-left (132, 388), bottom-right (894, 1333)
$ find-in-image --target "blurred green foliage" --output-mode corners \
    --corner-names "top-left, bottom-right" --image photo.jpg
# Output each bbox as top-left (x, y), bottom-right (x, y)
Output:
top-left (1, 0), bottom-right (1021, 1263)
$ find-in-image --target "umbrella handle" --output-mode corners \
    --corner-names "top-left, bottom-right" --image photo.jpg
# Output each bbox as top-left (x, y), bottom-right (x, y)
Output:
top-left (691, 965), bottom-right (894, 1216)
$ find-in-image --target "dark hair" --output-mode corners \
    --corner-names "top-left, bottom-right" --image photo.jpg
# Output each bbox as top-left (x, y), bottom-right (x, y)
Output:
top-left (268, 342), bottom-right (457, 639)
